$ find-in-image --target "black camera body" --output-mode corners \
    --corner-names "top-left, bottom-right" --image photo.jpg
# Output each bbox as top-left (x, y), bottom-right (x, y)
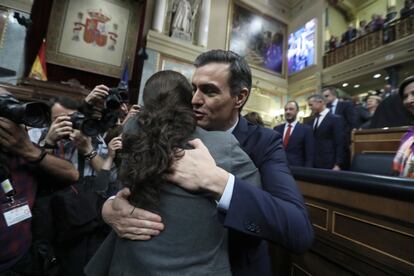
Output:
top-left (106, 87), bottom-right (129, 110)
top-left (0, 95), bottom-right (50, 127)
top-left (69, 112), bottom-right (101, 137)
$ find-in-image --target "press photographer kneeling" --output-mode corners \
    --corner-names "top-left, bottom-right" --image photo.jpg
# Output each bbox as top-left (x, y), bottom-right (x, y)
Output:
top-left (0, 89), bottom-right (78, 275)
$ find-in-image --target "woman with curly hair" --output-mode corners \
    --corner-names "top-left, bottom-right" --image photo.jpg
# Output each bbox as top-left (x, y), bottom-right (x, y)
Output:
top-left (85, 70), bottom-right (261, 276)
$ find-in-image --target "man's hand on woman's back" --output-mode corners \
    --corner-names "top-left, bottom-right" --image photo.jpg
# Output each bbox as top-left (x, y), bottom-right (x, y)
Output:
top-left (102, 187), bottom-right (165, 240)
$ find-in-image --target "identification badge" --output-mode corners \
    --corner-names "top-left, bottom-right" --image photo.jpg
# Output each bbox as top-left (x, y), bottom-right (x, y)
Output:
top-left (1, 198), bottom-right (32, 227)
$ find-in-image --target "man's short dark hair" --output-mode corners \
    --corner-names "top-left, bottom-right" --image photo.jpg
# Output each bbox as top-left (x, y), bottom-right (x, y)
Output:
top-left (194, 49), bottom-right (252, 99)
top-left (322, 87), bottom-right (338, 98)
top-left (285, 100), bottom-right (299, 111)
top-left (399, 75), bottom-right (414, 98)
top-left (307, 94), bottom-right (325, 103)
top-left (49, 96), bottom-right (80, 110)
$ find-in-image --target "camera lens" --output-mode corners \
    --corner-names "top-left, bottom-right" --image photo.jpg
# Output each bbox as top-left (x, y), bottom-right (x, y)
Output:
top-left (23, 103), bottom-right (50, 127)
top-left (81, 118), bottom-right (100, 137)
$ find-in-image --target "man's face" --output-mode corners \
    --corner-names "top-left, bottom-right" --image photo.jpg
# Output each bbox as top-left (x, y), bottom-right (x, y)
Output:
top-left (322, 90), bottom-right (336, 104)
top-left (308, 98), bottom-right (323, 114)
top-left (366, 97), bottom-right (379, 110)
top-left (51, 103), bottom-right (76, 122)
top-left (402, 82), bottom-right (414, 115)
top-left (284, 102), bottom-right (298, 123)
top-left (191, 63), bottom-right (243, 131)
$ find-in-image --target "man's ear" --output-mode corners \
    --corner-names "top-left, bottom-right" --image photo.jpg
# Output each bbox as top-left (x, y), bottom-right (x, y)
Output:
top-left (234, 88), bottom-right (249, 109)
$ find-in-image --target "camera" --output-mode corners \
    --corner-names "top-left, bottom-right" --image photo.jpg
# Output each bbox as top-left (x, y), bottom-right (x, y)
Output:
top-left (106, 87), bottom-right (129, 110)
top-left (0, 94), bottom-right (50, 127)
top-left (69, 112), bottom-right (101, 137)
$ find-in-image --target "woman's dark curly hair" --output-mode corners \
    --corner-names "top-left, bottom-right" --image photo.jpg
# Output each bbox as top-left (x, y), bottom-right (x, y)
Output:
top-left (119, 70), bottom-right (196, 209)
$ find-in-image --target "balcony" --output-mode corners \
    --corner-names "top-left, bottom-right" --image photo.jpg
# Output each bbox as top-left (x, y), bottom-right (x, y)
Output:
top-left (323, 15), bottom-right (414, 69)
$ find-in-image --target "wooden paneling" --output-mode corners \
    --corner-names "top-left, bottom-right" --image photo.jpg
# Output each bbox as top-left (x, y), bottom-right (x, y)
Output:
top-left (333, 212), bottom-right (414, 267)
top-left (351, 127), bottom-right (408, 159)
top-left (289, 179), bottom-right (414, 276)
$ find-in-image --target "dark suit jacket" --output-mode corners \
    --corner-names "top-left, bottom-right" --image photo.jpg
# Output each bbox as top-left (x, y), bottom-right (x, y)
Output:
top-left (274, 123), bottom-right (314, 167)
top-left (225, 117), bottom-right (314, 276)
top-left (329, 101), bottom-right (357, 144)
top-left (309, 112), bottom-right (345, 169)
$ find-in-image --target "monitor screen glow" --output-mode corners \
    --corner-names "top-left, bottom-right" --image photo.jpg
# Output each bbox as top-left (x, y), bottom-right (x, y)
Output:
top-left (287, 18), bottom-right (317, 75)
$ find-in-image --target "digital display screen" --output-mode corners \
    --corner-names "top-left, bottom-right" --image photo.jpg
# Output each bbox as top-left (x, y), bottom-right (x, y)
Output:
top-left (287, 18), bottom-right (317, 75)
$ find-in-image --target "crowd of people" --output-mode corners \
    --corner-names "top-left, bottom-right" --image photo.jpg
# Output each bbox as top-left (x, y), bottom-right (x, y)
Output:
top-left (266, 80), bottom-right (414, 174)
top-left (327, 0), bottom-right (414, 52)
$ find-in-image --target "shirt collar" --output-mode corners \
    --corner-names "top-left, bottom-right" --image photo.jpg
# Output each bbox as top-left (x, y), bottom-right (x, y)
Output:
top-left (226, 117), bottom-right (239, 133)
top-left (332, 98), bottom-right (339, 106)
top-left (285, 120), bottom-right (298, 127)
top-left (320, 108), bottom-right (330, 117)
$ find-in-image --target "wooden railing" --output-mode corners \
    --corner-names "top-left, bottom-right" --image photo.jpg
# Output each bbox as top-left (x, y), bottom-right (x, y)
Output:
top-left (323, 15), bottom-right (414, 68)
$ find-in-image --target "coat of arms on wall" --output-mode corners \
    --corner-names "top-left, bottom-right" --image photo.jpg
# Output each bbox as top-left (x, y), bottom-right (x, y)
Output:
top-left (46, 0), bottom-right (141, 78)
top-left (72, 9), bottom-right (119, 50)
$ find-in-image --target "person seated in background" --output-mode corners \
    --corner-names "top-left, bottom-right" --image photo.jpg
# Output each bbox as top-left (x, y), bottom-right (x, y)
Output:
top-left (381, 84), bottom-right (395, 99)
top-left (274, 101), bottom-right (314, 167)
top-left (307, 94), bottom-right (344, 170)
top-left (85, 70), bottom-right (262, 276)
top-left (329, 35), bottom-right (338, 51)
top-left (360, 94), bottom-right (382, 129)
top-left (357, 20), bottom-right (368, 37)
top-left (393, 76), bottom-right (414, 177)
top-left (0, 89), bottom-right (78, 275)
top-left (341, 24), bottom-right (357, 44)
top-left (243, 111), bottom-right (264, 127)
top-left (368, 14), bottom-right (384, 32)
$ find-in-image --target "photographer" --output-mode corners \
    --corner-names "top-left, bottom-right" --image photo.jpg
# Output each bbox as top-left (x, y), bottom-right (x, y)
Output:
top-left (32, 87), bottom-right (124, 276)
top-left (33, 96), bottom-right (108, 176)
top-left (0, 90), bottom-right (78, 274)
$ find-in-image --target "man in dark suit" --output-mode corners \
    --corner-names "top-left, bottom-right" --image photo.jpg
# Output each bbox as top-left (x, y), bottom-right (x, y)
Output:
top-left (274, 101), bottom-right (314, 167)
top-left (307, 94), bottom-right (344, 170)
top-left (101, 50), bottom-right (314, 276)
top-left (322, 87), bottom-right (356, 168)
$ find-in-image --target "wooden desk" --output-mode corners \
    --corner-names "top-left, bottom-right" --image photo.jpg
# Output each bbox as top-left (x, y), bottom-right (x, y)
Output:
top-left (351, 127), bottom-right (409, 160)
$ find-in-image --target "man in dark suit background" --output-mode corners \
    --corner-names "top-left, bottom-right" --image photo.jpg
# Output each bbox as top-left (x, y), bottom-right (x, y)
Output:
top-left (307, 94), bottom-right (344, 170)
top-left (322, 87), bottom-right (356, 168)
top-left (274, 101), bottom-right (314, 167)
top-left (101, 50), bottom-right (314, 276)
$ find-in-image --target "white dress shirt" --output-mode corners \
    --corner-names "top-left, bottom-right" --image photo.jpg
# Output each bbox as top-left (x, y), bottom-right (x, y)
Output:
top-left (330, 98), bottom-right (339, 114)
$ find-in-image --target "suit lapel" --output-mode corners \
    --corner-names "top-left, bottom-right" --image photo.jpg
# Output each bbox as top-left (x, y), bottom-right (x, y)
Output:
top-left (318, 113), bottom-right (331, 130)
top-left (233, 116), bottom-right (251, 146)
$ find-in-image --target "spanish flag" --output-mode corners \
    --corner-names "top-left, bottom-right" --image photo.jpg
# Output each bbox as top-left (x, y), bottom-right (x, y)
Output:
top-left (29, 39), bottom-right (47, 81)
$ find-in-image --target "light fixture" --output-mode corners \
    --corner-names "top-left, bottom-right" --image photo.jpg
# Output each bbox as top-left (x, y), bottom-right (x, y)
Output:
top-left (373, 73), bottom-right (382, 79)
top-left (342, 83), bottom-right (349, 87)
top-left (384, 76), bottom-right (390, 80)
top-left (353, 84), bottom-right (360, 88)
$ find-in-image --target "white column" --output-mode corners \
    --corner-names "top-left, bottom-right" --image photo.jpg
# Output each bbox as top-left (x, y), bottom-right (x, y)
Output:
top-left (152, 0), bottom-right (167, 32)
top-left (388, 0), bottom-right (396, 7)
top-left (197, 0), bottom-right (211, 47)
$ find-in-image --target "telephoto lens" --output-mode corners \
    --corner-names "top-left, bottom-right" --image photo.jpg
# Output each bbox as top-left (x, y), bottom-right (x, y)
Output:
top-left (0, 95), bottom-right (50, 127)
